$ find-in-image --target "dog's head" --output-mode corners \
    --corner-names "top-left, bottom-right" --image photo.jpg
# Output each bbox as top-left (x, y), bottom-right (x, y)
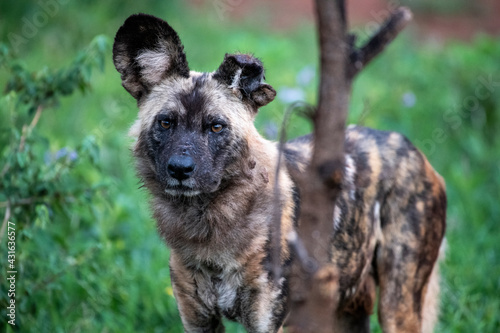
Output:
top-left (113, 14), bottom-right (276, 197)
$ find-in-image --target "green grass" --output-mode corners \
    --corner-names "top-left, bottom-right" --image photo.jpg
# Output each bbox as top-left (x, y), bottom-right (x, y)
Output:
top-left (1, 1), bottom-right (499, 332)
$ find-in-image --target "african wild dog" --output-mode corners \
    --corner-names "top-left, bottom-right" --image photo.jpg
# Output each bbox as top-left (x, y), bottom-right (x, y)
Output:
top-left (113, 14), bottom-right (446, 333)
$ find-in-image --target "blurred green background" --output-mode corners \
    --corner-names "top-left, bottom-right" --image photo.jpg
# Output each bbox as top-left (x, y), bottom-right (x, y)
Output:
top-left (1, 0), bottom-right (499, 332)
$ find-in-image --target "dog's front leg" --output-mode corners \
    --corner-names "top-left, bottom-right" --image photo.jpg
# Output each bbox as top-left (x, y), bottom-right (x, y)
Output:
top-left (236, 270), bottom-right (288, 333)
top-left (169, 253), bottom-right (224, 333)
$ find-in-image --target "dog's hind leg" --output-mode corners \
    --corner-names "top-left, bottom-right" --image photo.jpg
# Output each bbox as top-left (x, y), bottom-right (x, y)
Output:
top-left (333, 275), bottom-right (376, 333)
top-left (376, 236), bottom-right (428, 332)
top-left (333, 309), bottom-right (370, 333)
top-left (377, 254), bottom-right (441, 333)
top-left (376, 164), bottom-right (445, 332)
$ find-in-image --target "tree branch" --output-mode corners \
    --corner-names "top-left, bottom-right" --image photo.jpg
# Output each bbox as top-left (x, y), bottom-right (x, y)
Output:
top-left (0, 202), bottom-right (11, 244)
top-left (349, 7), bottom-right (413, 78)
top-left (0, 197), bottom-right (38, 208)
top-left (271, 102), bottom-right (314, 284)
top-left (287, 230), bottom-right (318, 274)
top-left (1, 105), bottom-right (44, 179)
top-left (270, 118), bottom-right (286, 285)
top-left (298, 0), bottom-right (349, 272)
top-left (19, 105), bottom-right (43, 152)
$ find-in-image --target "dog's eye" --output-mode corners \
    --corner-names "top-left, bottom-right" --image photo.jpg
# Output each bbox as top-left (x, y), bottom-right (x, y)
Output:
top-left (211, 124), bottom-right (224, 133)
top-left (160, 120), bottom-right (172, 129)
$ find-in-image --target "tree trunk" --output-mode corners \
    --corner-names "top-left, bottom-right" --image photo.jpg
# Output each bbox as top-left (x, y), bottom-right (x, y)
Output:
top-left (285, 1), bottom-right (413, 332)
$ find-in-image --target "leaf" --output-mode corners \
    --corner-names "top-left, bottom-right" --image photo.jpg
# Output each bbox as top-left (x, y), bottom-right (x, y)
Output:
top-left (16, 151), bottom-right (27, 168)
top-left (35, 204), bottom-right (50, 229)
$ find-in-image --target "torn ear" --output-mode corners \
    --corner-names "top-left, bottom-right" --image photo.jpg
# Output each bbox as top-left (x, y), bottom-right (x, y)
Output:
top-left (112, 14), bottom-right (189, 100)
top-left (214, 53), bottom-right (276, 109)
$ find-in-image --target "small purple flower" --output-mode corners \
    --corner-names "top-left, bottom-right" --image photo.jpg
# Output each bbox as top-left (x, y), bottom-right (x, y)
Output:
top-left (55, 147), bottom-right (68, 160)
top-left (44, 151), bottom-right (52, 165)
top-left (263, 122), bottom-right (278, 140)
top-left (69, 151), bottom-right (78, 162)
top-left (402, 92), bottom-right (416, 108)
top-left (296, 65), bottom-right (316, 87)
top-left (278, 87), bottom-right (306, 104)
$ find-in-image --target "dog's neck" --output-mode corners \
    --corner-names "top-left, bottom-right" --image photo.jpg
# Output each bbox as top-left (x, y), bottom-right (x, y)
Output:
top-left (152, 135), bottom-right (285, 269)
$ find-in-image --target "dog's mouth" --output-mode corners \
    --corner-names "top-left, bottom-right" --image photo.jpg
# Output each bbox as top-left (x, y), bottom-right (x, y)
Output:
top-left (164, 184), bottom-right (201, 197)
top-left (163, 174), bottom-right (221, 197)
top-left (165, 188), bottom-right (201, 197)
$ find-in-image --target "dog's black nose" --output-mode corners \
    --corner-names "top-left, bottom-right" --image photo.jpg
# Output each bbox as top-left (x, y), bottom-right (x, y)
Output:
top-left (167, 155), bottom-right (195, 181)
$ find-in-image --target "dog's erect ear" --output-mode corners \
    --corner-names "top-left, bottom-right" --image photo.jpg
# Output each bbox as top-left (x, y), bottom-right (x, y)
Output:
top-left (113, 14), bottom-right (189, 100)
top-left (213, 54), bottom-right (276, 109)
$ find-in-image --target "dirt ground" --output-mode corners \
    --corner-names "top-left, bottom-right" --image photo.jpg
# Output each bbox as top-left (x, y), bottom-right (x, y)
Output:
top-left (190, 0), bottom-right (500, 41)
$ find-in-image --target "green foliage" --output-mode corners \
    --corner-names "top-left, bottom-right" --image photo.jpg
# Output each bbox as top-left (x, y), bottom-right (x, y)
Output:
top-left (0, 1), bottom-right (499, 332)
top-left (2, 35), bottom-right (107, 110)
top-left (0, 35), bottom-right (108, 225)
top-left (0, 31), bottom-right (183, 330)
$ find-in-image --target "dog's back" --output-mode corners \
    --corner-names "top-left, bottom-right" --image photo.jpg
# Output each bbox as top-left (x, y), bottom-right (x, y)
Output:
top-left (285, 125), bottom-right (446, 332)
